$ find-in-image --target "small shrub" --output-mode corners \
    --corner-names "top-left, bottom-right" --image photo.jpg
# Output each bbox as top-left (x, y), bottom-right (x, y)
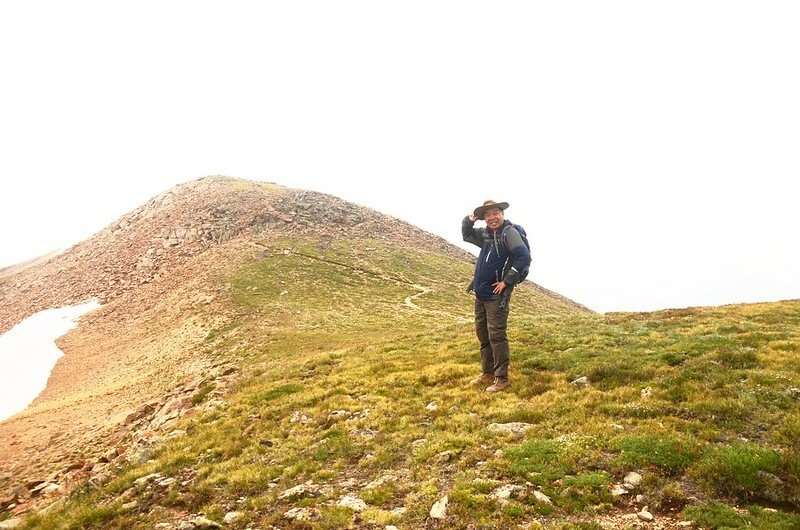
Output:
top-left (716, 348), bottom-right (759, 369)
top-left (661, 352), bottom-right (688, 366)
top-left (557, 472), bottom-right (613, 513)
top-left (317, 506), bottom-right (355, 529)
top-left (683, 503), bottom-right (749, 529)
top-left (492, 407), bottom-right (546, 425)
top-left (449, 482), bottom-right (494, 512)
top-left (615, 434), bottom-right (699, 474)
top-left (191, 383), bottom-right (216, 405)
top-left (250, 383), bottom-right (303, 403)
top-left (689, 399), bottom-right (750, 428)
top-left (361, 484), bottom-right (397, 506)
top-left (683, 335), bottom-right (738, 356)
top-left (691, 443), bottom-right (781, 503)
top-left (505, 439), bottom-right (566, 480)
top-left (521, 356), bottom-right (564, 371)
top-left (72, 505), bottom-right (124, 529)
top-left (587, 362), bottom-right (654, 390)
top-left (600, 402), bottom-right (664, 419)
top-left (651, 479), bottom-right (690, 511)
top-left (503, 504), bottom-right (525, 518)
top-left (312, 429), bottom-right (357, 462)
top-left (737, 332), bottom-right (774, 348)
top-left (773, 341), bottom-right (800, 352)
top-left (773, 413), bottom-right (800, 450)
top-left (746, 505), bottom-right (800, 530)
top-left (516, 379), bottom-right (553, 399)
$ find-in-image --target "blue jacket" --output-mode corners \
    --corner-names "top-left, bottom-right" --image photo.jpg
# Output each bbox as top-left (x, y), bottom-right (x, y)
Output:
top-left (462, 217), bottom-right (532, 301)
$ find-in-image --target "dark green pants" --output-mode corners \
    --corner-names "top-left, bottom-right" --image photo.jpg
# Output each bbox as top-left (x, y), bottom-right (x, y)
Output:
top-left (474, 297), bottom-right (509, 379)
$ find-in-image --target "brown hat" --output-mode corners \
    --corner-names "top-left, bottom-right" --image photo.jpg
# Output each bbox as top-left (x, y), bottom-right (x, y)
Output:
top-left (473, 200), bottom-right (509, 220)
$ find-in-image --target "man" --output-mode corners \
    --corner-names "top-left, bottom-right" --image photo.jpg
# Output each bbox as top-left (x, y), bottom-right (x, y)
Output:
top-left (462, 200), bottom-right (531, 392)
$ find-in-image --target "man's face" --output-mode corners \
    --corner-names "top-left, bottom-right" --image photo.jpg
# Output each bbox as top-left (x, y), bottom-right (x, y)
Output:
top-left (484, 208), bottom-right (504, 231)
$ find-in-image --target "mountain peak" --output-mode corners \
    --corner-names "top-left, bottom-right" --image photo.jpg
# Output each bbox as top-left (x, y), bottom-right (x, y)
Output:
top-left (0, 176), bottom-right (476, 334)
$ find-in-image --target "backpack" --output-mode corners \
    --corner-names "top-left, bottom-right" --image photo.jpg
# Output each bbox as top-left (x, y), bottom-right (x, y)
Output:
top-left (500, 223), bottom-right (531, 283)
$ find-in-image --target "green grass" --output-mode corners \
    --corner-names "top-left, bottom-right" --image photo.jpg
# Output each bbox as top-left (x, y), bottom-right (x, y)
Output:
top-left (190, 382), bottom-right (215, 405)
top-left (692, 442), bottom-right (800, 506)
top-left (20, 237), bottom-right (800, 529)
top-left (614, 433), bottom-right (700, 474)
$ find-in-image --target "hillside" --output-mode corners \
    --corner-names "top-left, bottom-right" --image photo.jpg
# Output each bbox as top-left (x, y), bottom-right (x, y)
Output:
top-left (3, 177), bottom-right (798, 529)
top-left (8, 252), bottom-right (800, 528)
top-left (0, 176), bottom-right (594, 528)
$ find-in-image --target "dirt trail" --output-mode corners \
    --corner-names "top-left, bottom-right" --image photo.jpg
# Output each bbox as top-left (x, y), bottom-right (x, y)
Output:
top-left (403, 284), bottom-right (432, 309)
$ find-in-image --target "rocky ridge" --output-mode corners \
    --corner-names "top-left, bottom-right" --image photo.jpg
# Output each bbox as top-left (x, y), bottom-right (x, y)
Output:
top-left (1, 175), bottom-right (479, 335)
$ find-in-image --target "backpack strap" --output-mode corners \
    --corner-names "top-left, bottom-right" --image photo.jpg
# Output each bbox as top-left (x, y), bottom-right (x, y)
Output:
top-left (500, 224), bottom-right (516, 254)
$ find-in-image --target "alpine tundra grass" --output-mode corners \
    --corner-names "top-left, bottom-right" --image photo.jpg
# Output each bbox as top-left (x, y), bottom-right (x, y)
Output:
top-left (16, 237), bottom-right (800, 529)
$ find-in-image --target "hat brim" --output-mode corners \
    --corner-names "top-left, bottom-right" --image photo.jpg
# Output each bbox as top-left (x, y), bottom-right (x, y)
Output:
top-left (473, 202), bottom-right (509, 220)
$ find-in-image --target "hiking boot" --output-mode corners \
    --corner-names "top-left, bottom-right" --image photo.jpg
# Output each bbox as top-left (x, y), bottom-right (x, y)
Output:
top-left (486, 378), bottom-right (510, 393)
top-left (470, 373), bottom-right (495, 386)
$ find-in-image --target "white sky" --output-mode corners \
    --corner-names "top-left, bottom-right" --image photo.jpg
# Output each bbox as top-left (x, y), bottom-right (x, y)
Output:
top-left (1, 1), bottom-right (798, 313)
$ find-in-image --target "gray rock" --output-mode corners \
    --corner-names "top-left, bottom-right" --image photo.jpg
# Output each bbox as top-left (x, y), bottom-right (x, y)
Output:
top-left (41, 483), bottom-right (63, 495)
top-left (289, 411), bottom-right (313, 424)
top-left (122, 501), bottom-right (139, 511)
top-left (203, 399), bottom-right (227, 411)
top-left (611, 484), bottom-right (629, 497)
top-left (130, 448), bottom-right (154, 465)
top-left (223, 511), bottom-right (243, 524)
top-left (352, 428), bottom-right (379, 437)
top-left (624, 472), bottom-right (643, 488)
top-left (134, 473), bottom-right (162, 487)
top-left (571, 376), bottom-right (589, 387)
top-left (339, 478), bottom-right (360, 489)
top-left (426, 401), bottom-right (438, 411)
top-left (436, 450), bottom-right (459, 463)
top-left (487, 422), bottom-right (533, 436)
top-left (25, 479), bottom-right (45, 490)
top-left (637, 508), bottom-right (655, 522)
top-left (365, 471), bottom-right (402, 490)
top-left (188, 516), bottom-right (222, 529)
top-left (30, 481), bottom-right (56, 496)
top-left (491, 484), bottom-right (525, 501)
top-left (533, 490), bottom-right (552, 505)
top-left (337, 494), bottom-right (368, 511)
top-left (279, 482), bottom-right (320, 500)
top-left (156, 477), bottom-right (177, 488)
top-left (786, 387), bottom-right (800, 399)
top-left (284, 507), bottom-right (317, 521)
top-left (0, 519), bottom-right (22, 529)
top-left (351, 408), bottom-right (371, 419)
top-left (327, 410), bottom-right (351, 421)
top-left (429, 495), bottom-right (448, 519)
